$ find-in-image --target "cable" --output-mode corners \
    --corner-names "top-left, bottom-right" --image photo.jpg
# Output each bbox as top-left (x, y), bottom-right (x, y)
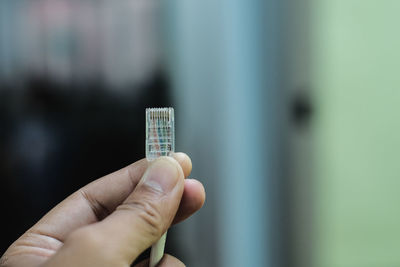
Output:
top-left (145, 107), bottom-right (175, 267)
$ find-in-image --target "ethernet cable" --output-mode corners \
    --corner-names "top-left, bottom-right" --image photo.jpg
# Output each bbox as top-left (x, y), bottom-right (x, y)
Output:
top-left (145, 107), bottom-right (175, 267)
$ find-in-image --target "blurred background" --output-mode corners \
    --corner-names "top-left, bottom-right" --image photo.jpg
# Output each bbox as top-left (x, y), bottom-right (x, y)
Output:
top-left (1, 0), bottom-right (400, 267)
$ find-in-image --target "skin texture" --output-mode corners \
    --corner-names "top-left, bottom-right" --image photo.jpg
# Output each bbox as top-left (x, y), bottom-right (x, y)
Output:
top-left (0, 153), bottom-right (205, 267)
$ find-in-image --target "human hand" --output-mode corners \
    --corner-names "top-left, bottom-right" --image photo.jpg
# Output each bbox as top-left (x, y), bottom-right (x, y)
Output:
top-left (0, 153), bottom-right (205, 267)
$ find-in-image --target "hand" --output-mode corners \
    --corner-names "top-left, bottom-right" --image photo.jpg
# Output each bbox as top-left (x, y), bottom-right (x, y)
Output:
top-left (0, 153), bottom-right (205, 267)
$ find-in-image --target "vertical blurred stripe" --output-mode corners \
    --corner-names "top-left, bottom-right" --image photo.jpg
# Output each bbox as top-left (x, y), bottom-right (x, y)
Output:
top-left (280, 0), bottom-right (313, 266)
top-left (163, 1), bottom-right (223, 265)
top-left (165, 0), bottom-right (280, 266)
top-left (219, 0), bottom-right (279, 266)
top-left (311, 0), bottom-right (400, 266)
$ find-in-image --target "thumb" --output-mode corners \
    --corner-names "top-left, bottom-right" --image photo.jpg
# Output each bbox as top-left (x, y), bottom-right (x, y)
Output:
top-left (102, 156), bottom-right (185, 261)
top-left (48, 157), bottom-right (185, 267)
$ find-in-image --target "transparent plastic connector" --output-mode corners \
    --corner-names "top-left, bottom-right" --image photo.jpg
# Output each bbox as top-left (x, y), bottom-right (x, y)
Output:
top-left (145, 107), bottom-right (175, 267)
top-left (146, 107), bottom-right (175, 161)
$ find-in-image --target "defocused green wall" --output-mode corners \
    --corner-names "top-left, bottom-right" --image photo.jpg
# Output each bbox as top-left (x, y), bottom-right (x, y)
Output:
top-left (311, 0), bottom-right (400, 266)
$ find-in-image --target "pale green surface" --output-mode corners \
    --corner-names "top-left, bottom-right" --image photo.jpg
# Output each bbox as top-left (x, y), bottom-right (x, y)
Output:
top-left (311, 0), bottom-right (400, 266)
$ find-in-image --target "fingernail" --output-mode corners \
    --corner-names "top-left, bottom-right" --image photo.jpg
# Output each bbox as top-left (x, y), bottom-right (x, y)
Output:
top-left (142, 157), bottom-right (180, 193)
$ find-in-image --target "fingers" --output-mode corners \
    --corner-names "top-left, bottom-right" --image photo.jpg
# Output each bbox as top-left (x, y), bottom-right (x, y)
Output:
top-left (96, 157), bottom-right (185, 263)
top-left (134, 254), bottom-right (185, 267)
top-left (172, 152), bottom-right (192, 177)
top-left (29, 153), bottom-right (192, 243)
top-left (2, 153), bottom-right (203, 267)
top-left (173, 179), bottom-right (206, 224)
top-left (44, 157), bottom-right (185, 266)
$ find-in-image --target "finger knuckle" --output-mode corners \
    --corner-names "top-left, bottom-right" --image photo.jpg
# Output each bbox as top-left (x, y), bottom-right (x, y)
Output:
top-left (120, 199), bottom-right (164, 238)
top-left (0, 254), bottom-right (10, 267)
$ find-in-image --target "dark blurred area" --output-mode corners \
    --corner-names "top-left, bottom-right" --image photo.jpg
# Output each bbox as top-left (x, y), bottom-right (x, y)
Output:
top-left (0, 1), bottom-right (170, 260)
top-left (0, 78), bottom-right (169, 254)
